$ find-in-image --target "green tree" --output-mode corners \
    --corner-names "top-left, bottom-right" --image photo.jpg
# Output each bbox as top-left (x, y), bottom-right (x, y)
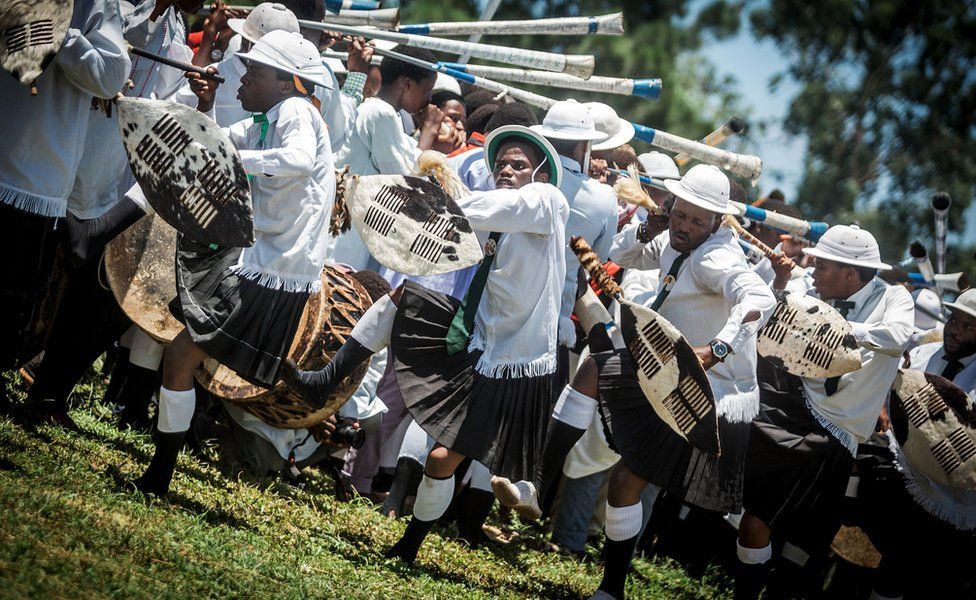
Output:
top-left (746, 0), bottom-right (976, 271)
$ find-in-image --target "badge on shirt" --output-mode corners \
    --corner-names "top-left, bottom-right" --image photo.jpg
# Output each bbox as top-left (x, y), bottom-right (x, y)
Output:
top-left (485, 237), bottom-right (497, 257)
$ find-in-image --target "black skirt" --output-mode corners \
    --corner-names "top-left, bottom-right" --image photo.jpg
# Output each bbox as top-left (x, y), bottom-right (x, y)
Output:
top-left (594, 349), bottom-right (751, 514)
top-left (171, 236), bottom-right (309, 387)
top-left (742, 377), bottom-right (853, 530)
top-left (390, 281), bottom-right (558, 482)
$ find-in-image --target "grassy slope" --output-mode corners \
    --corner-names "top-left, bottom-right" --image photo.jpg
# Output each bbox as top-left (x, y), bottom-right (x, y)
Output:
top-left (0, 370), bottom-right (730, 599)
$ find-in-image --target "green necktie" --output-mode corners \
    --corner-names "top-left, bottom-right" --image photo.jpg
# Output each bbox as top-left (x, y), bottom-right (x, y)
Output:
top-left (650, 251), bottom-right (689, 312)
top-left (825, 300), bottom-right (855, 395)
top-left (247, 113), bottom-right (269, 184)
top-left (445, 232), bottom-right (501, 356)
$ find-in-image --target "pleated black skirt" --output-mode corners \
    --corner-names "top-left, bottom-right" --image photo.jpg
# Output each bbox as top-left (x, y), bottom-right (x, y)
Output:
top-left (390, 281), bottom-right (558, 482)
top-left (594, 349), bottom-right (750, 514)
top-left (742, 378), bottom-right (852, 529)
top-left (171, 236), bottom-right (309, 387)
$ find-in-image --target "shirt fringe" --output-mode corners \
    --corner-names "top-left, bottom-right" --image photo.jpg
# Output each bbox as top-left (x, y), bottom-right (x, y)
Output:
top-left (473, 351), bottom-right (558, 379)
top-left (715, 390), bottom-right (759, 424)
top-left (231, 263), bottom-right (322, 294)
top-left (0, 182), bottom-right (66, 218)
top-left (887, 430), bottom-right (976, 530)
top-left (804, 395), bottom-right (858, 455)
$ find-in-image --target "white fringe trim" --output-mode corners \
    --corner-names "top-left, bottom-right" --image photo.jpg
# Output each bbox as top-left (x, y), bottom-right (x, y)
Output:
top-left (473, 351), bottom-right (558, 379)
top-left (887, 430), bottom-right (976, 531)
top-left (804, 395), bottom-right (858, 456)
top-left (716, 389), bottom-right (759, 423)
top-left (0, 182), bottom-right (66, 217)
top-left (231, 263), bottom-right (322, 294)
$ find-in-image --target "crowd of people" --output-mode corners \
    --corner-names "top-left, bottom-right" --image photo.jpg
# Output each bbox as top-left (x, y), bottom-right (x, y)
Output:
top-left (1, 1), bottom-right (974, 599)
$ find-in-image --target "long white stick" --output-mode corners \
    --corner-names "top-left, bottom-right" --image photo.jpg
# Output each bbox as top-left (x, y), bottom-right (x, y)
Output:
top-left (438, 62), bottom-right (661, 99)
top-left (398, 13), bottom-right (625, 37)
top-left (297, 18), bottom-right (596, 78)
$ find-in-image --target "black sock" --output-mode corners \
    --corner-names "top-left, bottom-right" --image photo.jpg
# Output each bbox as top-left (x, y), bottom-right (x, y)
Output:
top-left (102, 347), bottom-right (131, 407)
top-left (385, 516), bottom-right (436, 564)
top-left (766, 555), bottom-right (811, 600)
top-left (457, 489), bottom-right (495, 547)
top-left (135, 430), bottom-right (186, 497)
top-left (117, 365), bottom-right (160, 430)
top-left (536, 419), bottom-right (587, 515)
top-left (734, 559), bottom-right (770, 600)
top-left (381, 457), bottom-right (424, 517)
top-left (598, 535), bottom-right (639, 600)
top-left (281, 338), bottom-right (374, 409)
top-left (372, 467), bottom-right (395, 494)
top-left (63, 197), bottom-right (145, 268)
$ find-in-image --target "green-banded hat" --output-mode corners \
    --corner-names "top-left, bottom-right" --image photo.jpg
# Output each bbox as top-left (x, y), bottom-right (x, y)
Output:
top-left (484, 125), bottom-right (562, 189)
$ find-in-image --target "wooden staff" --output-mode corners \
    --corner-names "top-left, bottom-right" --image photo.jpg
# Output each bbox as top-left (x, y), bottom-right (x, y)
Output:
top-left (129, 45), bottom-right (225, 84)
top-left (723, 215), bottom-right (805, 277)
top-left (674, 116), bottom-right (746, 166)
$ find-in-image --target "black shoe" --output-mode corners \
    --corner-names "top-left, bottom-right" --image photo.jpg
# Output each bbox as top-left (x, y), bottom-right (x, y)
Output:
top-left (280, 338), bottom-right (374, 409)
top-left (15, 399), bottom-right (78, 432)
top-left (133, 430), bottom-right (185, 497)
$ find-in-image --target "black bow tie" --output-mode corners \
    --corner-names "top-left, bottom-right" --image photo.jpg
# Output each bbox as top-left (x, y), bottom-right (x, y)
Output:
top-left (833, 300), bottom-right (856, 317)
top-left (942, 357), bottom-right (965, 381)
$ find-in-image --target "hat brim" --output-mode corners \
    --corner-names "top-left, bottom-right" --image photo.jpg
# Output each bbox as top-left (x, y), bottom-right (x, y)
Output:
top-left (236, 49), bottom-right (331, 90)
top-left (801, 246), bottom-right (892, 271)
top-left (484, 125), bottom-right (562, 189)
top-left (530, 124), bottom-right (606, 142)
top-left (591, 119), bottom-right (635, 151)
top-left (664, 179), bottom-right (738, 215)
top-left (944, 301), bottom-right (976, 321)
top-left (227, 18), bottom-right (259, 44)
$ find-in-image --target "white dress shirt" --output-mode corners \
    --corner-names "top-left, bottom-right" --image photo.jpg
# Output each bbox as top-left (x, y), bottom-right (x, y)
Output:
top-left (801, 279), bottom-right (915, 454)
top-left (458, 182), bottom-right (570, 378)
top-left (68, 2), bottom-right (191, 219)
top-left (334, 97), bottom-right (420, 176)
top-left (224, 97), bottom-right (335, 293)
top-left (0, 0), bottom-right (130, 218)
top-left (557, 156), bottom-right (619, 346)
top-left (908, 342), bottom-right (976, 398)
top-left (610, 225), bottom-right (777, 422)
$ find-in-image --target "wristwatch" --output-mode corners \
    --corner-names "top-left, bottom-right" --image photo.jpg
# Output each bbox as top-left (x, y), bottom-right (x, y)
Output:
top-left (210, 48), bottom-right (224, 61)
top-left (709, 339), bottom-right (731, 362)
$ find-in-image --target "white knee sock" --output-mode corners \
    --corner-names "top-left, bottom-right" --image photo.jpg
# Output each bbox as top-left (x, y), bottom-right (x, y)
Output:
top-left (157, 386), bottom-right (196, 433)
top-left (119, 325), bottom-right (136, 349)
top-left (736, 540), bottom-right (772, 565)
top-left (552, 385), bottom-right (598, 429)
top-left (350, 294), bottom-right (396, 352)
top-left (129, 329), bottom-right (165, 370)
top-left (605, 502), bottom-right (643, 541)
top-left (412, 473), bottom-right (455, 522)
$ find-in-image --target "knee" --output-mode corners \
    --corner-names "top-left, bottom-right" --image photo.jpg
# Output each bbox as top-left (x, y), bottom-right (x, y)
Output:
top-left (570, 356), bottom-right (599, 399)
top-left (424, 446), bottom-right (458, 478)
top-left (607, 464), bottom-right (646, 507)
top-left (738, 512), bottom-right (771, 547)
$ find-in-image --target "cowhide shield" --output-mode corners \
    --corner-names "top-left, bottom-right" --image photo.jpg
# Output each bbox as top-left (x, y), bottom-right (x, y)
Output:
top-left (619, 298), bottom-right (719, 455)
top-left (757, 291), bottom-right (861, 378)
top-left (104, 213), bottom-right (182, 344)
top-left (0, 0), bottom-right (71, 85)
top-left (344, 174), bottom-right (482, 276)
top-left (890, 369), bottom-right (976, 491)
top-left (117, 97), bottom-right (254, 248)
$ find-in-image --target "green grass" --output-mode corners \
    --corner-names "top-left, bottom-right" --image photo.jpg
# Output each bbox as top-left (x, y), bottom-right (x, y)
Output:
top-left (0, 367), bottom-right (731, 599)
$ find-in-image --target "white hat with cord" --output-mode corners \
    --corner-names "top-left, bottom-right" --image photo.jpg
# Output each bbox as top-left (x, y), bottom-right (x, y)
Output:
top-left (802, 224), bottom-right (892, 271)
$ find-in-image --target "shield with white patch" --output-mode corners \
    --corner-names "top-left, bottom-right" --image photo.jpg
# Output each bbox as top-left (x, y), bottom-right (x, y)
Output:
top-left (0, 0), bottom-right (72, 86)
top-left (117, 98), bottom-right (254, 248)
top-left (344, 174), bottom-right (482, 276)
top-left (619, 298), bottom-right (719, 455)
top-left (890, 369), bottom-right (976, 492)
top-left (757, 291), bottom-right (861, 378)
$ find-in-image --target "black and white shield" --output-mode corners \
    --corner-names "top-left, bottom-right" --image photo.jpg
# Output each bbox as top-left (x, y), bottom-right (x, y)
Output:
top-left (344, 174), bottom-right (482, 276)
top-left (758, 292), bottom-right (861, 378)
top-left (0, 0), bottom-right (72, 85)
top-left (890, 369), bottom-right (976, 492)
top-left (117, 98), bottom-right (254, 248)
top-left (619, 298), bottom-right (719, 455)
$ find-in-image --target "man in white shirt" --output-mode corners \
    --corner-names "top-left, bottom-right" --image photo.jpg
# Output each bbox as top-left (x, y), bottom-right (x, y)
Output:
top-left (0, 0), bottom-right (130, 378)
top-left (531, 100), bottom-right (619, 353)
top-left (21, 0), bottom-right (200, 428)
top-left (735, 224), bottom-right (914, 599)
top-left (494, 164), bottom-right (776, 600)
top-left (856, 288), bottom-right (976, 599)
